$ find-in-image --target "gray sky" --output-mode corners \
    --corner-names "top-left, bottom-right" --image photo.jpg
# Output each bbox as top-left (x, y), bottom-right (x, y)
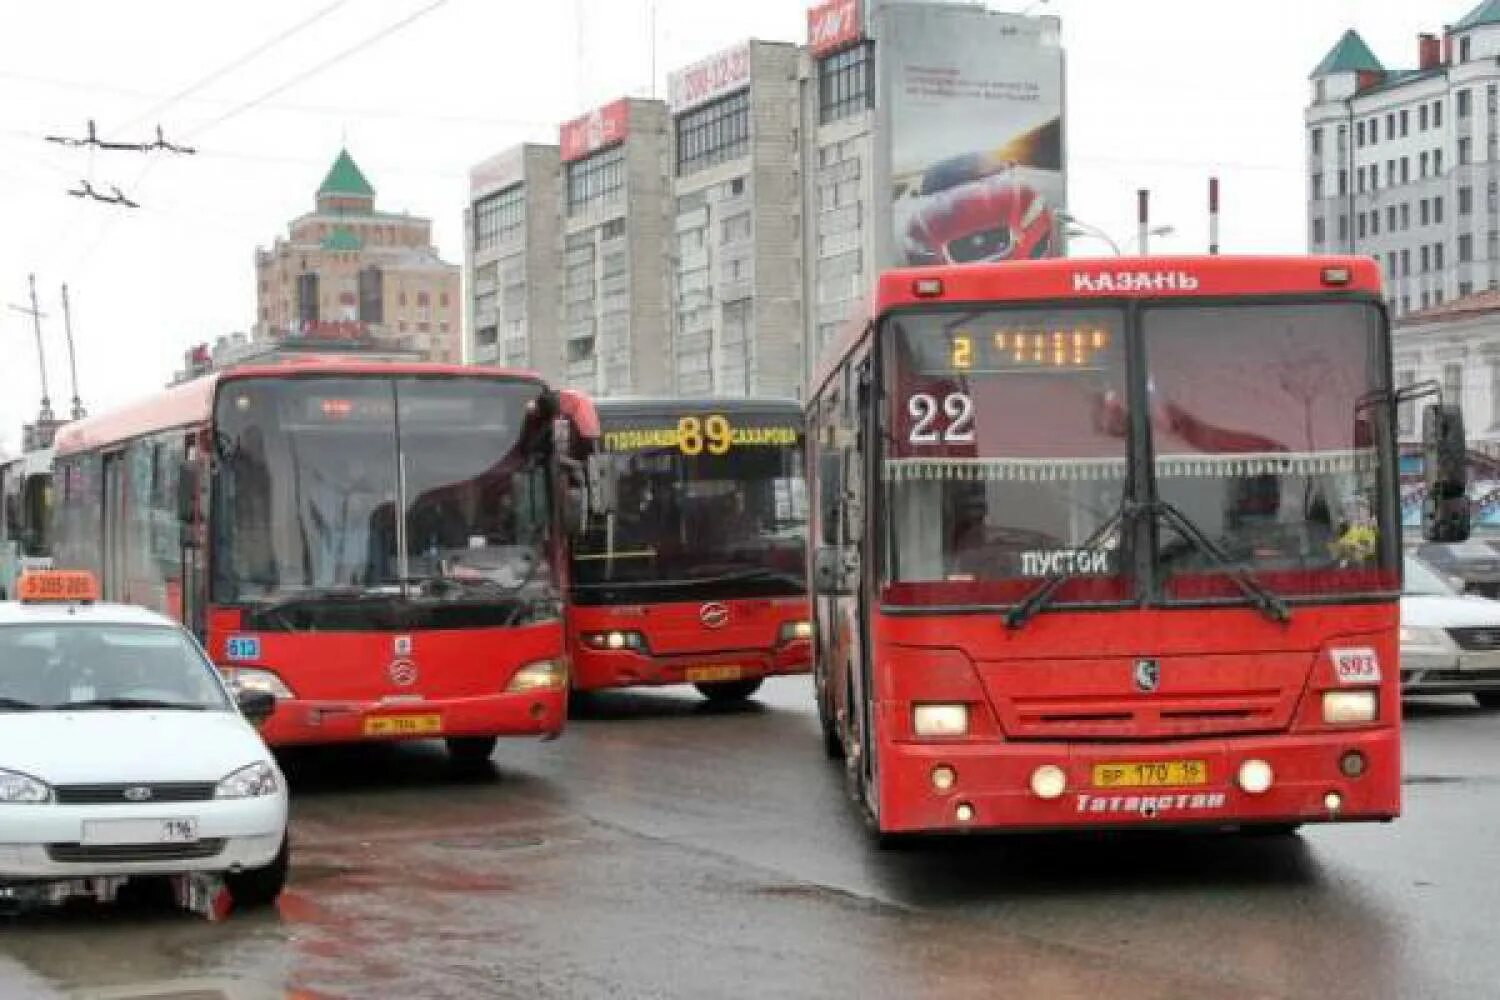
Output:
top-left (0, 0), bottom-right (1440, 453)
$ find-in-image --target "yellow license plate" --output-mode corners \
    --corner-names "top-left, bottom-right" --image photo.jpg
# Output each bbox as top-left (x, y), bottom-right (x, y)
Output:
top-left (686, 665), bottom-right (743, 683)
top-left (1092, 760), bottom-right (1207, 788)
top-left (364, 714), bottom-right (443, 737)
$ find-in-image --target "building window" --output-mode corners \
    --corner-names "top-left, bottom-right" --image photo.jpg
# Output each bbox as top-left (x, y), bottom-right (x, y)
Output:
top-left (675, 88), bottom-right (751, 176)
top-left (1460, 137), bottom-right (1473, 165)
top-left (1435, 149), bottom-right (1444, 175)
top-left (566, 144), bottom-right (626, 215)
top-left (1388, 205), bottom-right (1397, 231)
top-left (473, 184), bottom-right (525, 254)
top-left (1463, 280), bottom-right (1476, 298)
top-left (819, 43), bottom-right (874, 125)
top-left (1434, 101), bottom-right (1444, 128)
top-left (1371, 210), bottom-right (1380, 235)
top-left (1420, 151), bottom-right (1429, 177)
top-left (1435, 241), bottom-right (1446, 268)
top-left (1358, 213), bottom-right (1368, 239)
top-left (1420, 105), bottom-right (1429, 131)
top-left (1461, 186), bottom-right (1475, 215)
top-left (601, 217), bottom-right (626, 240)
top-left (1401, 157), bottom-right (1410, 184)
top-left (1463, 35), bottom-right (1474, 63)
top-left (1357, 167), bottom-right (1366, 193)
top-left (1310, 127), bottom-right (1322, 155)
top-left (1401, 203), bottom-right (1410, 230)
top-left (1310, 173), bottom-right (1323, 199)
top-left (1338, 213), bottom-right (1349, 242)
top-left (1460, 234), bottom-right (1474, 262)
top-left (1491, 231), bottom-right (1500, 260)
top-left (1421, 245), bottom-right (1431, 272)
top-left (1445, 363), bottom-right (1464, 408)
top-left (1401, 248), bottom-right (1410, 276)
top-left (1421, 199), bottom-right (1430, 226)
top-left (1357, 120), bottom-right (1366, 146)
top-left (1460, 89), bottom-right (1473, 119)
top-left (1312, 218), bottom-right (1325, 245)
top-left (1386, 113), bottom-right (1396, 137)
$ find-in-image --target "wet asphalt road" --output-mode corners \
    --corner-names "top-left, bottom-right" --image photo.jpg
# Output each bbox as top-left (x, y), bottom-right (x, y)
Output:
top-left (1, 680), bottom-right (1498, 1000)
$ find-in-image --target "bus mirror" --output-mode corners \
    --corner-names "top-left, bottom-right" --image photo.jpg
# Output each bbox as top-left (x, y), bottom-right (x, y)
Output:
top-left (587, 455), bottom-right (617, 515)
top-left (1423, 403), bottom-right (1470, 543)
top-left (562, 484), bottom-right (586, 537)
top-left (177, 461), bottom-right (200, 525)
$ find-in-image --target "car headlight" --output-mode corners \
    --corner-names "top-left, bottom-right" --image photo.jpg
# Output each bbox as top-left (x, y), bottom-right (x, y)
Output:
top-left (0, 769), bottom-right (51, 804)
top-left (215, 762), bottom-right (279, 799)
top-left (1323, 690), bottom-right (1379, 725)
top-left (220, 667), bottom-right (296, 699)
top-left (1398, 625), bottom-right (1448, 648)
top-left (507, 659), bottom-right (568, 693)
top-left (913, 703), bottom-right (969, 738)
top-left (778, 620), bottom-right (813, 643)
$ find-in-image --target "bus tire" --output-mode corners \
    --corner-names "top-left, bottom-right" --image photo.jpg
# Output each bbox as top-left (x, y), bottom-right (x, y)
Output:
top-left (695, 678), bottom-right (764, 703)
top-left (446, 736), bottom-right (498, 765)
top-left (225, 837), bottom-right (290, 910)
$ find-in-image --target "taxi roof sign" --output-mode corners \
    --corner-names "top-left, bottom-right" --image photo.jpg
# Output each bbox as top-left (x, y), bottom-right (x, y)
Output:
top-left (17, 571), bottom-right (99, 605)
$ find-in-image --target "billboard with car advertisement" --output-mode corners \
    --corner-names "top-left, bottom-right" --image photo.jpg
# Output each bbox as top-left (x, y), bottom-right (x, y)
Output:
top-left (878, 4), bottom-right (1065, 267)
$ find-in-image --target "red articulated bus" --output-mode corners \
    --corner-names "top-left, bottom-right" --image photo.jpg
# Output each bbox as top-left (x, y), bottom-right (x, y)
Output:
top-left (568, 398), bottom-right (811, 703)
top-left (50, 357), bottom-right (596, 761)
top-left (808, 255), bottom-right (1469, 840)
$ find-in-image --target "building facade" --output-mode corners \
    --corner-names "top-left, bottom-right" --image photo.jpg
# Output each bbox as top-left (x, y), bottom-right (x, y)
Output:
top-left (668, 40), bottom-right (803, 397)
top-left (464, 145), bottom-right (562, 375)
top-left (1394, 291), bottom-right (1500, 454)
top-left (255, 149), bottom-right (462, 362)
top-left (557, 98), bottom-right (673, 397)
top-left (1307, 3), bottom-right (1500, 320)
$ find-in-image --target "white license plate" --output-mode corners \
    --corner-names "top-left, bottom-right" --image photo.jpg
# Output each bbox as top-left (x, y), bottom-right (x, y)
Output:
top-left (81, 818), bottom-right (199, 845)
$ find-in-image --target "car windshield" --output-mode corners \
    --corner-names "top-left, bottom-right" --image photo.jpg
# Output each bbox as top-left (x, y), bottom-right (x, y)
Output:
top-left (1144, 302), bottom-right (1396, 601)
top-left (0, 624), bottom-right (229, 711)
top-left (882, 306), bottom-right (1132, 606)
top-left (1405, 556), bottom-right (1459, 597)
top-left (574, 414), bottom-right (807, 604)
top-left (212, 375), bottom-right (555, 625)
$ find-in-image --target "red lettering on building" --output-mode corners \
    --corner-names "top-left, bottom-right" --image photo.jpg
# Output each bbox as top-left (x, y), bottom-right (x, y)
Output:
top-left (808, 0), bottom-right (862, 58)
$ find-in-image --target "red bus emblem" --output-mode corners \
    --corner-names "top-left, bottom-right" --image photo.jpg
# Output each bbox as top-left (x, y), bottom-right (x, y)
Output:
top-left (389, 660), bottom-right (419, 687)
top-left (699, 603), bottom-right (730, 630)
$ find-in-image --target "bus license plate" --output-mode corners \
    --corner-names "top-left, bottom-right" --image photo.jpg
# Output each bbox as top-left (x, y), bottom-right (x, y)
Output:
top-left (686, 666), bottom-right (742, 683)
top-left (1092, 760), bottom-right (1207, 788)
top-left (364, 714), bottom-right (443, 737)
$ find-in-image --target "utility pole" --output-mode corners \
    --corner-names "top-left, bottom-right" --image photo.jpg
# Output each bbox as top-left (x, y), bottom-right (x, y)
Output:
top-left (60, 284), bottom-right (86, 420)
top-left (7, 275), bottom-right (55, 429)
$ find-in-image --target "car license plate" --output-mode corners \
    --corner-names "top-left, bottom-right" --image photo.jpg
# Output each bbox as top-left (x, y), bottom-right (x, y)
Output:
top-left (685, 665), bottom-right (743, 683)
top-left (81, 818), bottom-right (199, 845)
top-left (364, 714), bottom-right (443, 737)
top-left (1092, 760), bottom-right (1207, 788)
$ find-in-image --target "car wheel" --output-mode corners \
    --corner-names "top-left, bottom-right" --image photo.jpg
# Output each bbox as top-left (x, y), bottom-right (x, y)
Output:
top-left (224, 837), bottom-right (290, 910)
top-left (695, 678), bottom-right (764, 703)
top-left (446, 736), bottom-right (498, 764)
top-left (1475, 693), bottom-right (1500, 710)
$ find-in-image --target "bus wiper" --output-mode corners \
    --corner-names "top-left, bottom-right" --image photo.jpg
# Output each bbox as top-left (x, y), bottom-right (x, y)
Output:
top-left (687, 567), bottom-right (803, 586)
top-left (0, 697), bottom-right (39, 711)
top-left (1006, 502), bottom-right (1131, 631)
top-left (1152, 501), bottom-right (1290, 624)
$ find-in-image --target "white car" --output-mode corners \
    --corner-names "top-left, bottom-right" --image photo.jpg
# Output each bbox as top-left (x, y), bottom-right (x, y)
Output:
top-left (0, 580), bottom-right (289, 907)
top-left (1401, 555), bottom-right (1500, 708)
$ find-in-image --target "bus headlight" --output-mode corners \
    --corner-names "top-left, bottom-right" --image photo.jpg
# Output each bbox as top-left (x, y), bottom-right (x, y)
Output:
top-left (778, 620), bottom-right (813, 643)
top-left (220, 668), bottom-right (295, 700)
top-left (583, 631), bottom-right (647, 652)
top-left (507, 659), bottom-right (568, 693)
top-left (1323, 690), bottom-right (1378, 724)
top-left (913, 703), bottom-right (969, 738)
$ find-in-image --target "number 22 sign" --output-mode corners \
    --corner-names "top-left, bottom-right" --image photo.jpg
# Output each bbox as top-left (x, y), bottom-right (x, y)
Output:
top-left (906, 392), bottom-right (975, 445)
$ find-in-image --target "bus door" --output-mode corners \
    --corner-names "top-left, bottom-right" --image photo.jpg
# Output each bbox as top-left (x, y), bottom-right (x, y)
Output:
top-left (101, 450), bottom-right (127, 600)
top-left (178, 433), bottom-right (208, 637)
top-left (848, 354), bottom-right (877, 801)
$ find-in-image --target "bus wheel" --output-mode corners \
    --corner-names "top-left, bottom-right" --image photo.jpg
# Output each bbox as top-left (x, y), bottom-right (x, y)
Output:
top-left (695, 678), bottom-right (764, 703)
top-left (446, 737), bottom-right (498, 765)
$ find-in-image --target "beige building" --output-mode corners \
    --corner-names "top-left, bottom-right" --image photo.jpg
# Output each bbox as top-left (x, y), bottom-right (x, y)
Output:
top-left (255, 149), bottom-right (462, 362)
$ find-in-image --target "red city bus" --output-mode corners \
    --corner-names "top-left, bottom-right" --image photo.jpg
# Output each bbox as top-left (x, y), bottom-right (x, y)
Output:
top-left (569, 398), bottom-right (811, 702)
top-left (50, 358), bottom-right (596, 760)
top-left (808, 255), bottom-right (1469, 839)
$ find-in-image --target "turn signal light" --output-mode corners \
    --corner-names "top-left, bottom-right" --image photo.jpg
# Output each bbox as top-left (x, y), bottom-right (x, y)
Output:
top-left (912, 277), bottom-right (945, 298)
top-left (583, 630), bottom-right (647, 652)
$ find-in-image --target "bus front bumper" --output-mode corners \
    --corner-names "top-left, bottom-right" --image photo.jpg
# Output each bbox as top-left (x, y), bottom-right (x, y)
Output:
top-left (571, 640), bottom-right (812, 692)
top-left (257, 690), bottom-right (567, 747)
top-left (874, 728), bottom-right (1400, 835)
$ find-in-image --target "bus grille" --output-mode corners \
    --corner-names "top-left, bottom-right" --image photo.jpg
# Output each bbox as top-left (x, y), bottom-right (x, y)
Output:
top-left (1006, 693), bottom-right (1286, 741)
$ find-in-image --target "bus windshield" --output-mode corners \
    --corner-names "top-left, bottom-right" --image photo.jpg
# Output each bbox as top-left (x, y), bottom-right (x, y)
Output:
top-left (573, 431), bottom-right (807, 605)
top-left (1144, 302), bottom-right (1394, 600)
top-left (212, 376), bottom-right (554, 617)
top-left (883, 306), bottom-right (1132, 606)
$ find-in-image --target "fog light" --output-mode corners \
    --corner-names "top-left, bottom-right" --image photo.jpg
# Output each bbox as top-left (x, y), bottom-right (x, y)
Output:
top-left (1029, 764), bottom-right (1067, 800)
top-left (1324, 791), bottom-right (1343, 812)
top-left (913, 703), bottom-right (969, 738)
top-left (955, 801), bottom-right (975, 823)
top-left (930, 765), bottom-right (957, 792)
top-left (1237, 759), bottom-right (1274, 795)
top-left (1323, 690), bottom-right (1378, 724)
top-left (1339, 750), bottom-right (1367, 778)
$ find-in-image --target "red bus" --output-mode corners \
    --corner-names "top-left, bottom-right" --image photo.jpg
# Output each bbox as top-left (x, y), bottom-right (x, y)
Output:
top-left (569, 398), bottom-right (811, 702)
top-left (808, 255), bottom-right (1469, 839)
top-left (50, 358), bottom-right (596, 760)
